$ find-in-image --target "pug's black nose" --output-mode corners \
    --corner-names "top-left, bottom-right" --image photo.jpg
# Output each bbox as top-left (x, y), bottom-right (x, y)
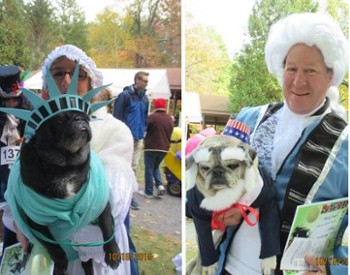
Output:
top-left (74, 116), bottom-right (89, 131)
top-left (212, 167), bottom-right (225, 177)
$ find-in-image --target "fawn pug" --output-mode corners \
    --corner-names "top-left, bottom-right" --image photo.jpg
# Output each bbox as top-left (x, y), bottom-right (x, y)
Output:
top-left (186, 135), bottom-right (280, 275)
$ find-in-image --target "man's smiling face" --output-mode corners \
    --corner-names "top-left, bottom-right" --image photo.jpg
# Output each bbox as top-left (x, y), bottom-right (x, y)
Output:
top-left (283, 43), bottom-right (333, 114)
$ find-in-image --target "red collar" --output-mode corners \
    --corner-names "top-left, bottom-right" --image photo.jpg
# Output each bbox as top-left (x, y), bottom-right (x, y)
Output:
top-left (211, 203), bottom-right (259, 232)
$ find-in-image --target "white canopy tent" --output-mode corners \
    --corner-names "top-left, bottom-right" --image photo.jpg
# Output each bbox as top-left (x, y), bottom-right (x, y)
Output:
top-left (184, 92), bottom-right (202, 123)
top-left (24, 68), bottom-right (171, 100)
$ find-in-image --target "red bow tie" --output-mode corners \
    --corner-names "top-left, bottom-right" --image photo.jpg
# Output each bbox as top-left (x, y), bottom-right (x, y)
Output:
top-left (211, 203), bottom-right (259, 232)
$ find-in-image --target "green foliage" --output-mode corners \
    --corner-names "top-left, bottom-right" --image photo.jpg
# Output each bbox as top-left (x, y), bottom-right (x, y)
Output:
top-left (24, 0), bottom-right (58, 69)
top-left (0, 0), bottom-right (29, 67)
top-left (324, 0), bottom-right (349, 114)
top-left (325, 0), bottom-right (348, 37)
top-left (53, 0), bottom-right (88, 49)
top-left (228, 44), bottom-right (282, 112)
top-left (185, 17), bottom-right (231, 95)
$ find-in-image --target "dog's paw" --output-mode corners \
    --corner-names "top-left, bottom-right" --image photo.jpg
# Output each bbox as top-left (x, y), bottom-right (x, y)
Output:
top-left (202, 262), bottom-right (218, 275)
top-left (261, 256), bottom-right (276, 275)
top-left (104, 240), bottom-right (121, 269)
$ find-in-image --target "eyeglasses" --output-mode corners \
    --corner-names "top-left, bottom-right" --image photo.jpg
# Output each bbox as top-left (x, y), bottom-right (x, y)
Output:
top-left (51, 70), bottom-right (88, 81)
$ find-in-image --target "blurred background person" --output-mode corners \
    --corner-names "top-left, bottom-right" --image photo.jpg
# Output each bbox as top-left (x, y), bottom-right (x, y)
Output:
top-left (139, 98), bottom-right (174, 198)
top-left (113, 71), bottom-right (149, 210)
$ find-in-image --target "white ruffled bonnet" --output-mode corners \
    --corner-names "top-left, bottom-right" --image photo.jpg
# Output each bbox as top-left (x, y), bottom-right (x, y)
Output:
top-left (42, 44), bottom-right (103, 88)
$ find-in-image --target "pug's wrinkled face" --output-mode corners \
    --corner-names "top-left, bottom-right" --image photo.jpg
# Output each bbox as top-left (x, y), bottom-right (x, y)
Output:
top-left (40, 111), bottom-right (91, 151)
top-left (35, 111), bottom-right (91, 161)
top-left (190, 135), bottom-right (256, 198)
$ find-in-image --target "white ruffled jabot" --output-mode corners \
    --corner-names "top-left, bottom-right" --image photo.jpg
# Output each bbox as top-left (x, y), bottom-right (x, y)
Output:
top-left (271, 100), bottom-right (329, 179)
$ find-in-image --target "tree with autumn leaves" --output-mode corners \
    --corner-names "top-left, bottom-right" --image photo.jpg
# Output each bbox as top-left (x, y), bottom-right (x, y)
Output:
top-left (87, 0), bottom-right (180, 68)
top-left (0, 0), bottom-right (180, 71)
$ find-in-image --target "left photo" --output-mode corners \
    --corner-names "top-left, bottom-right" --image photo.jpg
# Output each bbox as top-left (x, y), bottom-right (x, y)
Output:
top-left (0, 0), bottom-right (182, 274)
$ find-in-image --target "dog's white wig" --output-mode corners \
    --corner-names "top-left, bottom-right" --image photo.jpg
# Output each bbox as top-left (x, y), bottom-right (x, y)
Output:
top-left (265, 12), bottom-right (348, 117)
top-left (42, 44), bottom-right (103, 89)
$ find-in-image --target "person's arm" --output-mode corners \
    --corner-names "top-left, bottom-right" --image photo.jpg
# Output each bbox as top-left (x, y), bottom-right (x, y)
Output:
top-left (113, 91), bottom-right (127, 122)
top-left (144, 99), bottom-right (149, 129)
top-left (13, 222), bottom-right (30, 252)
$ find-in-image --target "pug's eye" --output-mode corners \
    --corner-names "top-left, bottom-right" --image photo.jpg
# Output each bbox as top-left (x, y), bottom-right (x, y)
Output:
top-left (200, 165), bottom-right (210, 172)
top-left (57, 117), bottom-right (66, 124)
top-left (227, 163), bottom-right (239, 170)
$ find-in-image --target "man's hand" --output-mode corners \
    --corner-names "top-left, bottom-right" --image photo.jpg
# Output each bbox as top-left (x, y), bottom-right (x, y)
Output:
top-left (303, 256), bottom-right (327, 275)
top-left (216, 208), bottom-right (242, 227)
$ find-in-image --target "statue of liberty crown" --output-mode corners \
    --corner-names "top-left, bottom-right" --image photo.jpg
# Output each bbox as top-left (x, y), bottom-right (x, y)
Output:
top-left (0, 63), bottom-right (114, 142)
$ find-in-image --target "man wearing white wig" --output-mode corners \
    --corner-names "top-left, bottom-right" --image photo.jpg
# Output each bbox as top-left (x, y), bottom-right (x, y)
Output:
top-left (215, 13), bottom-right (348, 275)
top-left (4, 44), bottom-right (138, 274)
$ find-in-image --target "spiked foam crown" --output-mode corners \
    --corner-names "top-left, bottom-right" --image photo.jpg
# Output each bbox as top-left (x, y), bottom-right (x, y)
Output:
top-left (0, 63), bottom-right (114, 141)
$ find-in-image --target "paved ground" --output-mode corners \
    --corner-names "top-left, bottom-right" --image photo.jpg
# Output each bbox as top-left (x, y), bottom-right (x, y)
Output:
top-left (130, 187), bottom-right (182, 242)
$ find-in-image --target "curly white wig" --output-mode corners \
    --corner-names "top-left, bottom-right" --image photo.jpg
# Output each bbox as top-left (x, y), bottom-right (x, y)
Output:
top-left (265, 13), bottom-right (348, 117)
top-left (265, 12), bottom-right (348, 86)
top-left (42, 44), bottom-right (103, 88)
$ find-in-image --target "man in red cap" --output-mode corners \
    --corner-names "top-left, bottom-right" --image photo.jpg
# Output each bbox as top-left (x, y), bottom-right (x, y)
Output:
top-left (139, 98), bottom-right (174, 198)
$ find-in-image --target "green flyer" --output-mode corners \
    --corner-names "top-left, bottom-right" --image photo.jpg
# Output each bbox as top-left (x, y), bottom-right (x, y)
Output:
top-left (281, 197), bottom-right (348, 274)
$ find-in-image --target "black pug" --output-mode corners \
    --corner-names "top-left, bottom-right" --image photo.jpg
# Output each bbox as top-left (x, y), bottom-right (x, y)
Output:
top-left (19, 110), bottom-right (120, 275)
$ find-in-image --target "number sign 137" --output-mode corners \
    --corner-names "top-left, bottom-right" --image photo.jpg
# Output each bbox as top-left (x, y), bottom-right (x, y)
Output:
top-left (1, 146), bottom-right (20, 165)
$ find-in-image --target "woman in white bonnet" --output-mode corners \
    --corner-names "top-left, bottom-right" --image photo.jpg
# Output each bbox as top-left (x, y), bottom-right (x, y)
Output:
top-left (215, 13), bottom-right (348, 275)
top-left (12, 44), bottom-right (139, 274)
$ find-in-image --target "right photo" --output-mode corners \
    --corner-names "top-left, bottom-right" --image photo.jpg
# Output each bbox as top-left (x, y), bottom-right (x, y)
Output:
top-left (184, 1), bottom-right (348, 275)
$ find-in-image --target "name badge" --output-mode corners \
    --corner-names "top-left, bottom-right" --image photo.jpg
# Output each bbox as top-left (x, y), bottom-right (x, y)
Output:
top-left (1, 146), bottom-right (20, 165)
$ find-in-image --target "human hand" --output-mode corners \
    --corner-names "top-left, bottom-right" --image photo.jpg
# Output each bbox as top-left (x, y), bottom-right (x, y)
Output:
top-left (13, 222), bottom-right (30, 252)
top-left (216, 208), bottom-right (242, 227)
top-left (16, 137), bottom-right (23, 145)
top-left (303, 256), bottom-right (327, 275)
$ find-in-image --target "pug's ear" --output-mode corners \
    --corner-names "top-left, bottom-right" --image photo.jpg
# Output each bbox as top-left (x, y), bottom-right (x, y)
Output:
top-left (244, 164), bottom-right (260, 194)
top-left (186, 155), bottom-right (198, 190)
top-left (240, 144), bottom-right (259, 194)
top-left (186, 155), bottom-right (194, 170)
top-left (240, 143), bottom-right (257, 167)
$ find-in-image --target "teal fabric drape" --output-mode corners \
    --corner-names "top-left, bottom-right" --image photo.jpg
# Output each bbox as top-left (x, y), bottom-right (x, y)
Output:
top-left (5, 151), bottom-right (109, 260)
